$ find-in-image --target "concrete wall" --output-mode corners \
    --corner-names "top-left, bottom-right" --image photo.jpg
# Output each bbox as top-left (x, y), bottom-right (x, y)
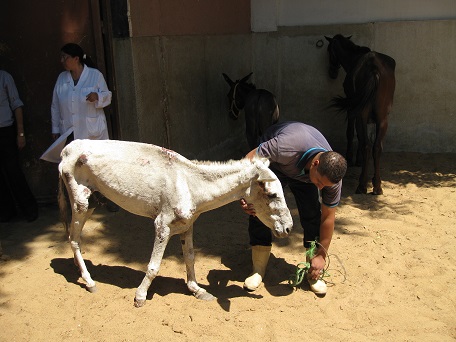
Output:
top-left (128, 0), bottom-right (250, 36)
top-left (252, 0), bottom-right (456, 31)
top-left (114, 19), bottom-right (456, 158)
top-left (254, 20), bottom-right (456, 153)
top-left (114, 34), bottom-right (254, 160)
top-left (114, 0), bottom-right (254, 160)
top-left (374, 20), bottom-right (456, 152)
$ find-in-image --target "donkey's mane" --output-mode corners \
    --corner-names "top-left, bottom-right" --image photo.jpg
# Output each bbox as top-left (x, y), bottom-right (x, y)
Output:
top-left (192, 158), bottom-right (247, 166)
top-left (239, 81), bottom-right (256, 90)
top-left (334, 34), bottom-right (371, 55)
top-left (189, 156), bottom-right (267, 175)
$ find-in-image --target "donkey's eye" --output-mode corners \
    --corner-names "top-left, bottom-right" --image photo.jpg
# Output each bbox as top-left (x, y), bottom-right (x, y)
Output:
top-left (267, 193), bottom-right (277, 199)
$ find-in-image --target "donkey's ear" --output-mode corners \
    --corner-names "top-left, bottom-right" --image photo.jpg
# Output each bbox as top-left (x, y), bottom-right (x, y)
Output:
top-left (324, 36), bottom-right (332, 42)
top-left (222, 73), bottom-right (234, 86)
top-left (252, 157), bottom-right (274, 181)
top-left (253, 156), bottom-right (270, 169)
top-left (346, 35), bottom-right (352, 40)
top-left (240, 72), bottom-right (253, 83)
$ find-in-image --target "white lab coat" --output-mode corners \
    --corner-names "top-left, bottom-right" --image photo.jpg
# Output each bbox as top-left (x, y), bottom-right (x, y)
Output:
top-left (51, 64), bottom-right (111, 140)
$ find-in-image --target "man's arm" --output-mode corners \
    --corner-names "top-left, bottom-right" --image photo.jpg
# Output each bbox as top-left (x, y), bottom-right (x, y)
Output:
top-left (309, 204), bottom-right (336, 279)
top-left (245, 148), bottom-right (257, 161)
top-left (14, 106), bottom-right (26, 150)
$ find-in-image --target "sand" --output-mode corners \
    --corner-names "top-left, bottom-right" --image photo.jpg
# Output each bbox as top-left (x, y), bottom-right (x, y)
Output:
top-left (0, 152), bottom-right (455, 341)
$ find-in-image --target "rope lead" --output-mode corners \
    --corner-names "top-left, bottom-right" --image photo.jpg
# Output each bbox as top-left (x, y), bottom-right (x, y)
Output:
top-left (288, 240), bottom-right (326, 288)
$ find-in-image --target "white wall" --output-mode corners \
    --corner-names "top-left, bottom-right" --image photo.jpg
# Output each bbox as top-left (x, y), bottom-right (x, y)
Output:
top-left (252, 0), bottom-right (456, 32)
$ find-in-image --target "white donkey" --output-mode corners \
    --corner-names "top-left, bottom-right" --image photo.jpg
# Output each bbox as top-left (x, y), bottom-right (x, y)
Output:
top-left (58, 139), bottom-right (293, 307)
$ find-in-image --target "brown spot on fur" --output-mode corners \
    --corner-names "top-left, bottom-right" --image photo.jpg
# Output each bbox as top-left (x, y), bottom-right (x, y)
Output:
top-left (171, 207), bottom-right (195, 225)
top-left (161, 147), bottom-right (177, 165)
top-left (75, 198), bottom-right (89, 213)
top-left (61, 149), bottom-right (69, 158)
top-left (63, 172), bottom-right (72, 181)
top-left (76, 154), bottom-right (88, 166)
top-left (137, 158), bottom-right (150, 166)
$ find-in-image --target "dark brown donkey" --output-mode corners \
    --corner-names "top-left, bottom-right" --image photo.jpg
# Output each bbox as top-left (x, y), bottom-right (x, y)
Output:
top-left (222, 72), bottom-right (279, 149)
top-left (325, 34), bottom-right (396, 195)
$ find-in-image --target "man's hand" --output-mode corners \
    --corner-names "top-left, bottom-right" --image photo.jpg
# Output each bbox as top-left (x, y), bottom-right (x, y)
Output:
top-left (17, 135), bottom-right (26, 150)
top-left (240, 198), bottom-right (256, 216)
top-left (308, 254), bottom-right (326, 280)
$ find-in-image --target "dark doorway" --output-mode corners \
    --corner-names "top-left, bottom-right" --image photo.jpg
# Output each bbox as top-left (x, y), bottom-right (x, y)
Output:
top-left (0, 0), bottom-right (117, 202)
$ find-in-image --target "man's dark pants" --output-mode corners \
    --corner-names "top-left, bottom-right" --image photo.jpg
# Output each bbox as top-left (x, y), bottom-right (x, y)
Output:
top-left (0, 125), bottom-right (38, 220)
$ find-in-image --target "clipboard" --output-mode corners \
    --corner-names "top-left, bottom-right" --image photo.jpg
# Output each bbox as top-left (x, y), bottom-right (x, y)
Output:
top-left (40, 128), bottom-right (73, 163)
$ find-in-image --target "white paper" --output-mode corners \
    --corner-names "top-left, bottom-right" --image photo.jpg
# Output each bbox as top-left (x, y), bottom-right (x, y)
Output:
top-left (40, 128), bottom-right (74, 163)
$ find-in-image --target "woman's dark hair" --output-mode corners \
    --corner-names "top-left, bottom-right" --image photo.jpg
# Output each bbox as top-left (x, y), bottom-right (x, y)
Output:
top-left (318, 151), bottom-right (347, 184)
top-left (61, 43), bottom-right (96, 68)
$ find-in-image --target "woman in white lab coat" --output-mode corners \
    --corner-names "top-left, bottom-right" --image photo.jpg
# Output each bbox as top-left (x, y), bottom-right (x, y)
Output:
top-left (47, 44), bottom-right (118, 211)
top-left (51, 43), bottom-right (112, 143)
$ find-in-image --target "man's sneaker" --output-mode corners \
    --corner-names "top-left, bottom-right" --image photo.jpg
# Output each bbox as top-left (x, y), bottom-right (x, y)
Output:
top-left (308, 278), bottom-right (327, 295)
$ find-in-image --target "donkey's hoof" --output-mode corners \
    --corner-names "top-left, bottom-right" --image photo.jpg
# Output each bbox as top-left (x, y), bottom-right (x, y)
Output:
top-left (134, 298), bottom-right (146, 308)
top-left (372, 188), bottom-right (383, 195)
top-left (193, 288), bottom-right (216, 301)
top-left (86, 285), bottom-right (98, 293)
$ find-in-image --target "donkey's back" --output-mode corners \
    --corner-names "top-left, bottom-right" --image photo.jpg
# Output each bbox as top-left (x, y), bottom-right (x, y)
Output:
top-left (59, 139), bottom-right (192, 217)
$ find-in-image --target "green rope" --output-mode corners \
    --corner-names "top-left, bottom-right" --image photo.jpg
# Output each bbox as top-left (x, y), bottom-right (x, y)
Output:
top-left (288, 262), bottom-right (310, 287)
top-left (288, 240), bottom-right (322, 287)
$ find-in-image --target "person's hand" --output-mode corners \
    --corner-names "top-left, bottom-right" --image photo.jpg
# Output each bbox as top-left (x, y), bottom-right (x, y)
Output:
top-left (240, 198), bottom-right (256, 216)
top-left (308, 254), bottom-right (326, 280)
top-left (17, 135), bottom-right (26, 150)
top-left (52, 133), bottom-right (60, 141)
top-left (86, 92), bottom-right (98, 102)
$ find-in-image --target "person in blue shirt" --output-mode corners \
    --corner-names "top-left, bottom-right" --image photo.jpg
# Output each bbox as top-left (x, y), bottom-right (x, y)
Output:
top-left (0, 69), bottom-right (38, 222)
top-left (241, 121), bottom-right (347, 295)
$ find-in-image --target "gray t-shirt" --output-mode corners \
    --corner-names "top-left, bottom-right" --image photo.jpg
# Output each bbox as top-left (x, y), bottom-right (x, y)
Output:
top-left (257, 121), bottom-right (342, 207)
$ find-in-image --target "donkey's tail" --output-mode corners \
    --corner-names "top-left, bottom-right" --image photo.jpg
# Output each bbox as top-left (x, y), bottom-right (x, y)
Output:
top-left (330, 53), bottom-right (380, 121)
top-left (330, 95), bottom-right (351, 113)
top-left (58, 174), bottom-right (70, 238)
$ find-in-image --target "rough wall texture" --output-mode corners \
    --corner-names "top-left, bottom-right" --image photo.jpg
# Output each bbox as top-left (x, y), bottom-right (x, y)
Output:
top-left (114, 19), bottom-right (456, 158)
top-left (376, 20), bottom-right (456, 152)
top-left (114, 34), bottom-right (253, 160)
top-left (129, 0), bottom-right (251, 36)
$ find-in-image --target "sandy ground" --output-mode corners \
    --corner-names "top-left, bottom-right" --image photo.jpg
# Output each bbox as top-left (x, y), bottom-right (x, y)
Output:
top-left (0, 152), bottom-right (455, 342)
